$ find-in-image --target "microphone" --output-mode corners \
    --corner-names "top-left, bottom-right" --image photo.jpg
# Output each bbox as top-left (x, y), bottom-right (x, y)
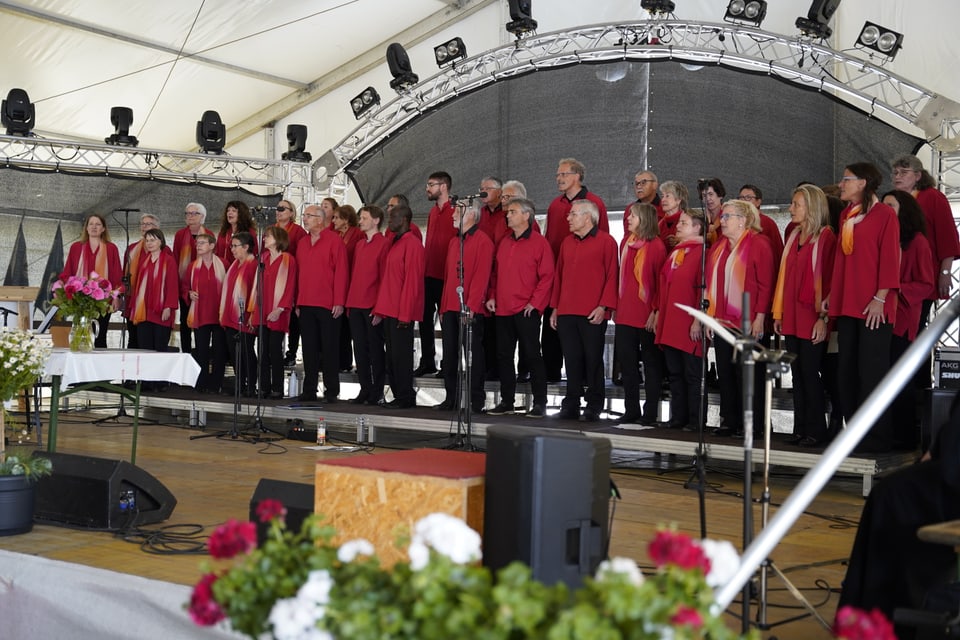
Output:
top-left (114, 208), bottom-right (141, 212)
top-left (253, 205), bottom-right (278, 212)
top-left (450, 191), bottom-right (488, 203)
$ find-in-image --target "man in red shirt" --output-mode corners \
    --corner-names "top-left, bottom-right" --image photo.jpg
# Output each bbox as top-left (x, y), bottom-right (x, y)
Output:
top-left (486, 197), bottom-right (554, 418)
top-left (434, 201), bottom-right (494, 412)
top-left (416, 171), bottom-right (456, 377)
top-left (295, 204), bottom-right (348, 403)
top-left (383, 194), bottom-right (422, 241)
top-left (373, 204), bottom-right (425, 409)
top-left (543, 158), bottom-right (609, 383)
top-left (549, 199), bottom-right (618, 422)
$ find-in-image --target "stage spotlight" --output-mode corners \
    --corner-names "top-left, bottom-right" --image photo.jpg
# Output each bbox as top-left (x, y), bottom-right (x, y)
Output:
top-left (505, 0), bottom-right (537, 37)
top-left (105, 106), bottom-right (139, 147)
top-left (282, 124), bottom-right (311, 163)
top-left (350, 87), bottom-right (381, 119)
top-left (434, 37), bottom-right (467, 68)
top-left (724, 0), bottom-right (766, 26)
top-left (855, 21), bottom-right (903, 60)
top-left (386, 43), bottom-right (419, 93)
top-left (2, 88), bottom-right (36, 136)
top-left (196, 110), bottom-right (226, 154)
top-left (795, 0), bottom-right (841, 40)
top-left (641, 0), bottom-right (676, 16)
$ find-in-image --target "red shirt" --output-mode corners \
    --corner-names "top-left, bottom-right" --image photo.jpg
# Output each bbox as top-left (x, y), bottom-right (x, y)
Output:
top-left (252, 252), bottom-right (297, 332)
top-left (439, 227), bottom-right (494, 315)
top-left (616, 236), bottom-right (667, 328)
top-left (424, 201), bottom-right (457, 279)
top-left (478, 204), bottom-right (509, 247)
top-left (219, 255), bottom-right (257, 333)
top-left (656, 241), bottom-right (705, 356)
top-left (777, 228), bottom-right (836, 339)
top-left (550, 226), bottom-right (618, 317)
top-left (61, 240), bottom-right (123, 290)
top-left (131, 252), bottom-right (179, 327)
top-left (273, 221), bottom-right (307, 259)
top-left (214, 225), bottom-right (258, 264)
top-left (916, 187), bottom-right (960, 300)
top-left (295, 229), bottom-right (348, 310)
top-left (658, 211), bottom-right (682, 247)
top-left (340, 226), bottom-right (364, 266)
top-left (346, 233), bottom-right (389, 309)
top-left (373, 231), bottom-right (425, 323)
top-left (489, 227), bottom-right (555, 315)
top-left (173, 225), bottom-right (213, 283)
top-left (829, 202), bottom-right (900, 324)
top-left (545, 188), bottom-right (609, 258)
top-left (706, 230), bottom-right (775, 327)
top-left (184, 256), bottom-right (227, 328)
top-left (384, 221), bottom-right (422, 243)
top-left (895, 233), bottom-right (934, 339)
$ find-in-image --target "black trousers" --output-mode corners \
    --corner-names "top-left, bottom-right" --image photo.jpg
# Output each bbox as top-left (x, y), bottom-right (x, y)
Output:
top-left (298, 306), bottom-right (340, 399)
top-left (225, 327), bottom-right (257, 393)
top-left (496, 311), bottom-right (547, 407)
top-left (714, 338), bottom-right (766, 433)
top-left (418, 276), bottom-right (443, 368)
top-left (482, 314), bottom-right (498, 378)
top-left (384, 317), bottom-right (415, 405)
top-left (541, 306), bottom-right (564, 381)
top-left (193, 324), bottom-right (226, 392)
top-left (94, 313), bottom-right (111, 349)
top-left (614, 324), bottom-right (664, 420)
top-left (349, 307), bottom-right (385, 402)
top-left (837, 316), bottom-right (893, 451)
top-left (285, 311), bottom-right (300, 361)
top-left (662, 345), bottom-right (704, 428)
top-left (890, 333), bottom-right (920, 449)
top-left (556, 315), bottom-right (606, 412)
top-left (256, 327), bottom-right (286, 394)
top-left (135, 321), bottom-right (170, 352)
top-left (124, 317), bottom-right (138, 349)
top-left (338, 314), bottom-right (353, 371)
top-left (441, 311), bottom-right (486, 409)
top-left (178, 299), bottom-right (192, 354)
top-left (784, 334), bottom-right (828, 441)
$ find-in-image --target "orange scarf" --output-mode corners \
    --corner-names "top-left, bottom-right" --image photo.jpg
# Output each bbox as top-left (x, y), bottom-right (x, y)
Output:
top-left (772, 228), bottom-right (827, 320)
top-left (126, 240), bottom-right (146, 286)
top-left (186, 257), bottom-right (226, 328)
top-left (252, 252), bottom-right (292, 315)
top-left (77, 241), bottom-right (109, 281)
top-left (220, 256), bottom-right (254, 326)
top-left (707, 231), bottom-right (755, 322)
top-left (840, 203), bottom-right (865, 255)
top-left (179, 225), bottom-right (211, 276)
top-left (132, 253), bottom-right (169, 324)
top-left (620, 234), bottom-right (652, 303)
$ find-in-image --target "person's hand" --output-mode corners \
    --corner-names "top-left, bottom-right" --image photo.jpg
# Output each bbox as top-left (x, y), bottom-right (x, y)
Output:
top-left (811, 317), bottom-right (828, 344)
top-left (161, 308), bottom-right (170, 323)
top-left (691, 320), bottom-right (702, 342)
top-left (587, 306), bottom-right (605, 324)
top-left (773, 319), bottom-right (782, 335)
top-left (645, 311), bottom-right (657, 332)
top-left (189, 290), bottom-right (199, 301)
top-left (522, 303), bottom-right (536, 317)
top-left (485, 299), bottom-right (496, 314)
top-left (371, 314), bottom-right (382, 326)
top-left (267, 309), bottom-right (282, 323)
top-left (750, 316), bottom-right (764, 339)
top-left (863, 298), bottom-right (885, 330)
top-left (549, 309), bottom-right (558, 330)
top-left (331, 305), bottom-right (344, 319)
top-left (939, 271), bottom-right (952, 298)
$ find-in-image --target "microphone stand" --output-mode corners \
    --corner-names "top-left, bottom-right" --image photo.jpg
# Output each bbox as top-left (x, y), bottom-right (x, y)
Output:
top-left (250, 212), bottom-right (283, 442)
top-left (447, 200), bottom-right (478, 451)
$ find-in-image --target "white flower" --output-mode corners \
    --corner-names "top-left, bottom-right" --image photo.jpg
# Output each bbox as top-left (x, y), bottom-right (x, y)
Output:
top-left (408, 539), bottom-right (430, 571)
top-left (595, 556), bottom-right (645, 586)
top-left (338, 538), bottom-right (375, 563)
top-left (268, 597), bottom-right (323, 640)
top-left (407, 513), bottom-right (482, 570)
top-left (297, 569), bottom-right (334, 606)
top-left (699, 538), bottom-right (740, 588)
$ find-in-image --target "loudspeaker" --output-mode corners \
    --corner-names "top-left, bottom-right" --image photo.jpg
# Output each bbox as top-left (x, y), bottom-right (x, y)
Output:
top-left (922, 388), bottom-right (959, 452)
top-left (33, 452), bottom-right (176, 530)
top-left (249, 479), bottom-right (314, 545)
top-left (483, 425), bottom-right (611, 589)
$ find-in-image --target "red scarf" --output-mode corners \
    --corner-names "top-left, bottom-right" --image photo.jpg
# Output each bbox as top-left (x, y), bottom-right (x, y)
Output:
top-left (132, 253), bottom-right (170, 324)
top-left (252, 252), bottom-right (292, 313)
top-left (77, 241), bottom-right (109, 281)
top-left (707, 231), bottom-right (756, 323)
top-left (187, 257), bottom-right (226, 328)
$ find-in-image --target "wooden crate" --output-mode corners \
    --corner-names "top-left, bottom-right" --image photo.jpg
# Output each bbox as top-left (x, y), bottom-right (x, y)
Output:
top-left (315, 449), bottom-right (485, 566)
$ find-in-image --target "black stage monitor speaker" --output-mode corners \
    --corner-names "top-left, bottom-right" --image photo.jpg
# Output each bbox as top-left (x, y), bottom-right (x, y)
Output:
top-left (483, 425), bottom-right (612, 589)
top-left (32, 452), bottom-right (176, 529)
top-left (249, 478), bottom-right (314, 545)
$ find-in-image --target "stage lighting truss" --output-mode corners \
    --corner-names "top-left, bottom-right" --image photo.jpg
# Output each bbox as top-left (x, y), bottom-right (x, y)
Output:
top-left (855, 21), bottom-right (903, 61)
top-left (435, 37), bottom-right (467, 68)
top-left (724, 0), bottom-right (766, 27)
top-left (350, 87), bottom-right (381, 119)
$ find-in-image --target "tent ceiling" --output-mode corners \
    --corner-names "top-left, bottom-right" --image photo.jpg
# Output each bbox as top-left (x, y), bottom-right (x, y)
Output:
top-left (0, 0), bottom-right (482, 151)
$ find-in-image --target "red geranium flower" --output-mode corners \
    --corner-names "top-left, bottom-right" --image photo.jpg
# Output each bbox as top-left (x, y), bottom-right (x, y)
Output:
top-left (255, 498), bottom-right (287, 524)
top-left (647, 530), bottom-right (711, 574)
top-left (188, 573), bottom-right (225, 626)
top-left (833, 606), bottom-right (896, 640)
top-left (207, 519), bottom-right (257, 559)
top-left (670, 605), bottom-right (704, 628)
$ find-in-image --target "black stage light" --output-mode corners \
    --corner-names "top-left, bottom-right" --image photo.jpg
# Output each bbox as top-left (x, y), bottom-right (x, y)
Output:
top-left (506, 0), bottom-right (537, 36)
top-left (282, 124), bottom-right (311, 163)
top-left (724, 0), bottom-right (767, 26)
top-left (105, 106), bottom-right (139, 147)
top-left (434, 37), bottom-right (467, 68)
top-left (856, 21), bottom-right (903, 60)
top-left (641, 0), bottom-right (676, 16)
top-left (795, 0), bottom-right (841, 39)
top-left (386, 43), bottom-right (419, 93)
top-left (350, 87), bottom-right (381, 119)
top-left (196, 110), bottom-right (226, 154)
top-left (2, 88), bottom-right (36, 136)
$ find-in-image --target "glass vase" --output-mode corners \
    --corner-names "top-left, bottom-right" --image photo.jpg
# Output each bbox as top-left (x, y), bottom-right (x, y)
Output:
top-left (69, 315), bottom-right (96, 352)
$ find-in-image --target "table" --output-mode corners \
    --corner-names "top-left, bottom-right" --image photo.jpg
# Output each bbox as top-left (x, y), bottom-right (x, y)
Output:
top-left (42, 349), bottom-right (201, 464)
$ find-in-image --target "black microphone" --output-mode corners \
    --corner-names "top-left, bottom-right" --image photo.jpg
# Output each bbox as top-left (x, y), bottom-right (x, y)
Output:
top-left (114, 208), bottom-right (141, 212)
top-left (253, 205), bottom-right (278, 212)
top-left (451, 191), bottom-right (488, 203)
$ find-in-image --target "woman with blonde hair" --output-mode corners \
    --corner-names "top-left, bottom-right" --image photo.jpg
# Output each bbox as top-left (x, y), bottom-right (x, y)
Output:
top-left (773, 185), bottom-right (836, 446)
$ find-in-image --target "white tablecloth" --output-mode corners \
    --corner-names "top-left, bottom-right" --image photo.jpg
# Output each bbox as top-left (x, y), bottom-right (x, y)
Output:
top-left (43, 348), bottom-right (201, 391)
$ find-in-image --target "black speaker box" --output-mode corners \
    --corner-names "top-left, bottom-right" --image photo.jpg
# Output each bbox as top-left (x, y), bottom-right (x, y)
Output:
top-left (249, 479), bottom-right (314, 545)
top-left (922, 388), bottom-right (958, 452)
top-left (32, 452), bottom-right (176, 529)
top-left (483, 425), bottom-right (611, 589)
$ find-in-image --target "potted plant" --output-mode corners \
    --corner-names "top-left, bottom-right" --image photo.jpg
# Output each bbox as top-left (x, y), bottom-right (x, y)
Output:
top-left (50, 271), bottom-right (120, 352)
top-left (0, 327), bottom-right (53, 536)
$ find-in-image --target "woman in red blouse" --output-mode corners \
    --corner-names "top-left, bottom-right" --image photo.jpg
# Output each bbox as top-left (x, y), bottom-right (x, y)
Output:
top-left (657, 180), bottom-right (689, 249)
top-left (826, 162), bottom-right (900, 453)
top-left (220, 232), bottom-right (259, 397)
top-left (61, 213), bottom-right (123, 348)
top-left (772, 185), bottom-right (836, 447)
top-left (706, 199), bottom-right (774, 438)
top-left (214, 201), bottom-right (257, 264)
top-left (654, 208), bottom-right (706, 430)
top-left (252, 226), bottom-right (297, 399)
top-left (333, 204), bottom-right (363, 373)
top-left (185, 233), bottom-right (228, 393)
top-left (615, 203), bottom-right (667, 425)
top-left (130, 228), bottom-right (179, 352)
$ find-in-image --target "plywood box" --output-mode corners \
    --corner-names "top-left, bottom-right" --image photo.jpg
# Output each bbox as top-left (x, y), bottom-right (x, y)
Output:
top-left (315, 449), bottom-right (485, 567)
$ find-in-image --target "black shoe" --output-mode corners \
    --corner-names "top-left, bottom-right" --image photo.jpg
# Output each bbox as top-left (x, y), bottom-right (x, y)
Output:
top-left (413, 364), bottom-right (437, 377)
top-left (667, 420), bottom-right (687, 429)
top-left (472, 405), bottom-right (486, 414)
top-left (580, 409), bottom-right (601, 423)
top-left (785, 434), bottom-right (804, 445)
top-left (639, 415), bottom-right (659, 426)
top-left (268, 391), bottom-right (284, 400)
top-left (554, 407), bottom-right (580, 420)
top-left (296, 393), bottom-right (319, 402)
top-left (366, 397), bottom-right (385, 406)
top-left (517, 372), bottom-right (531, 383)
top-left (485, 371), bottom-right (500, 382)
top-left (323, 395), bottom-right (338, 404)
top-left (350, 394), bottom-right (369, 405)
top-left (527, 404), bottom-right (546, 418)
top-left (340, 368), bottom-right (353, 374)
top-left (284, 356), bottom-right (297, 367)
top-left (487, 403), bottom-right (516, 416)
top-left (798, 436), bottom-right (825, 448)
top-left (434, 369), bottom-right (444, 379)
top-left (383, 399), bottom-right (415, 409)
top-left (434, 399), bottom-right (456, 411)
top-left (617, 413), bottom-right (642, 425)
top-left (713, 427), bottom-right (734, 437)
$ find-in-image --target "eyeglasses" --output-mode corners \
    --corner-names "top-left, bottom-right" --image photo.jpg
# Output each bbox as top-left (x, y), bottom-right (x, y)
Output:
top-left (426, 181), bottom-right (442, 188)
top-left (276, 205), bottom-right (290, 212)
top-left (185, 211), bottom-right (201, 216)
top-left (739, 194), bottom-right (758, 201)
top-left (719, 213), bottom-right (744, 221)
top-left (635, 179), bottom-right (655, 186)
top-left (556, 171), bottom-right (577, 178)
top-left (303, 213), bottom-right (322, 218)
top-left (892, 168), bottom-right (917, 177)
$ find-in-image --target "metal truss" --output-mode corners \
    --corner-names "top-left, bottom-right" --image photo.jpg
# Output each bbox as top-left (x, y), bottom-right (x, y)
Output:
top-left (0, 134), bottom-right (315, 201)
top-left (331, 20), bottom-right (959, 174)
